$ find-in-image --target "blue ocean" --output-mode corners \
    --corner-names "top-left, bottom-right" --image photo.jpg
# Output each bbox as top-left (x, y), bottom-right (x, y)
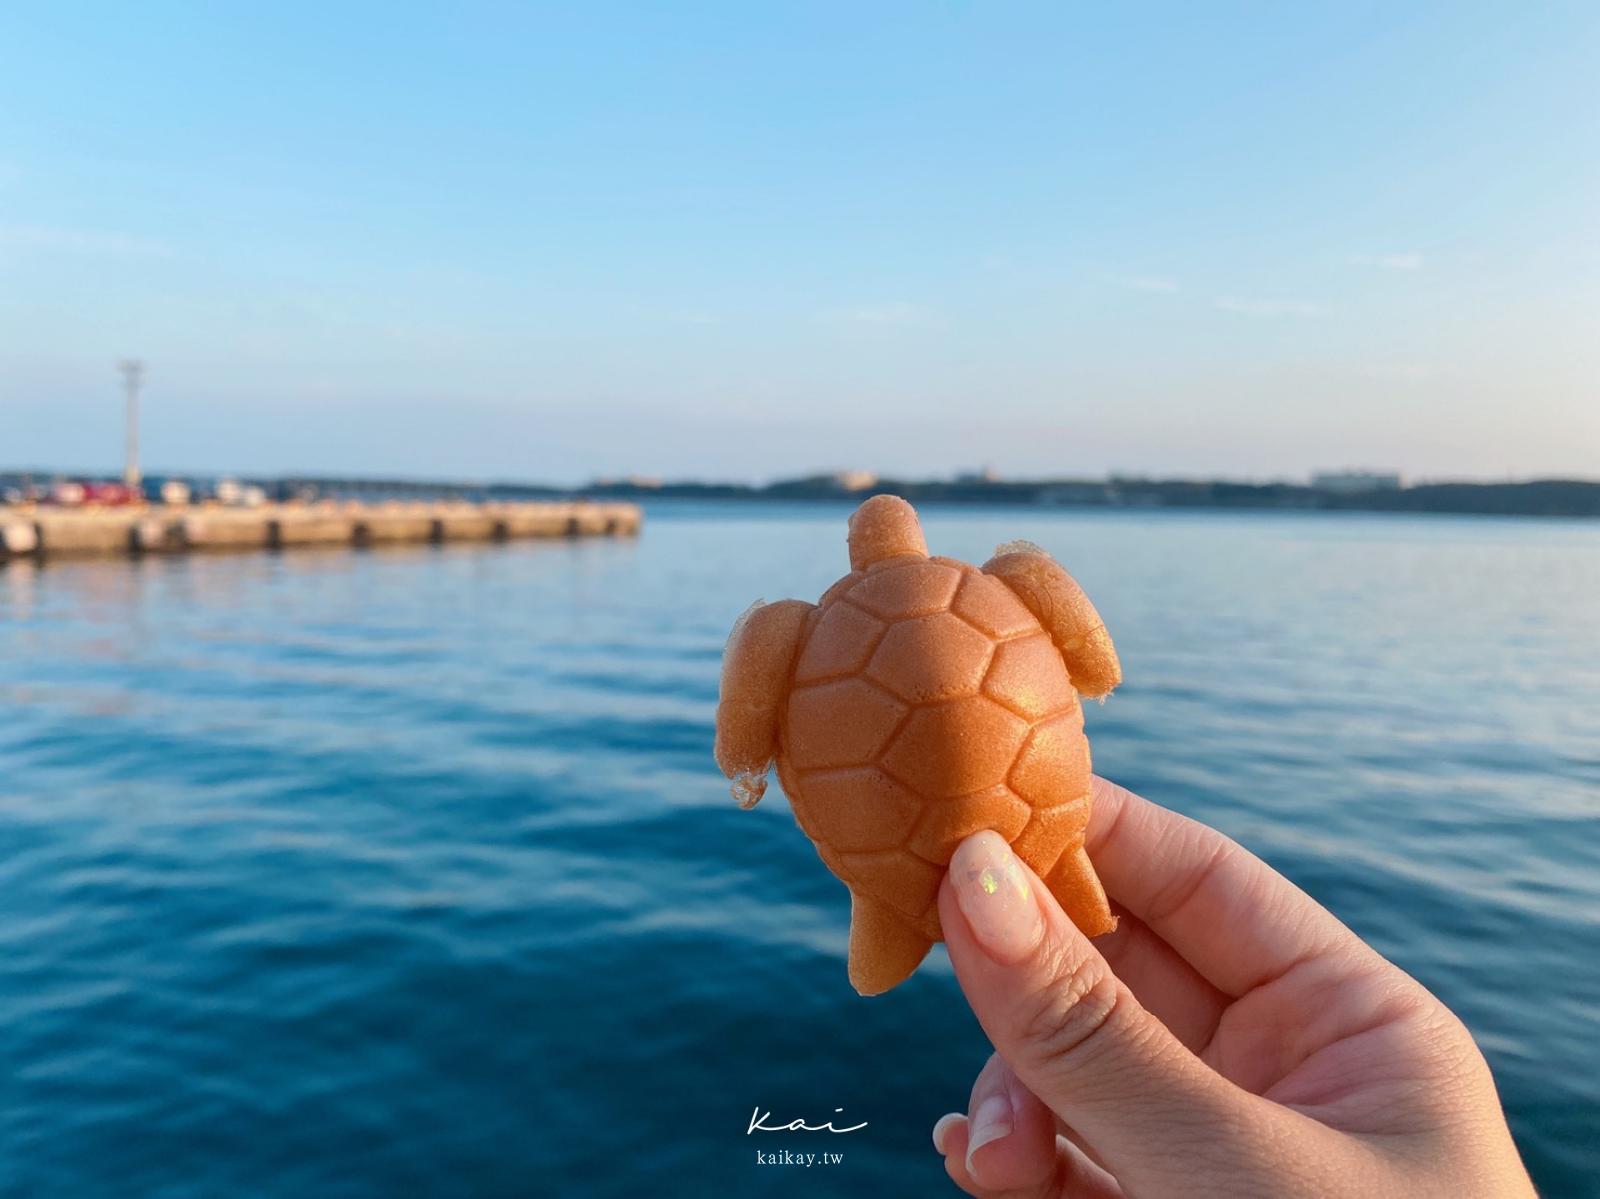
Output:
top-left (1, 504), bottom-right (1596, 1197)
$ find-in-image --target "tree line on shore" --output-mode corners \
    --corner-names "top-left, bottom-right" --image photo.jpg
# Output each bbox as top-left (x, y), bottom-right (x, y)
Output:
top-left (6, 470), bottom-right (1596, 518)
top-left (576, 475), bottom-right (1600, 518)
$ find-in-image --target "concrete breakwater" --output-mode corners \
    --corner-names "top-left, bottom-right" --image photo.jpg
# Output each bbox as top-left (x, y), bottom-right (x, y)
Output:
top-left (0, 500), bottom-right (642, 561)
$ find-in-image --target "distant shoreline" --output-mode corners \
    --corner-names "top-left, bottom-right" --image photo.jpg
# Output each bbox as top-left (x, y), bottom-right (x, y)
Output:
top-left (593, 478), bottom-right (1600, 519)
top-left (5, 471), bottom-right (1599, 519)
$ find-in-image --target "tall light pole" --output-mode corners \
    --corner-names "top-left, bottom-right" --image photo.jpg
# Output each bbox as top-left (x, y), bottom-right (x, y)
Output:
top-left (118, 359), bottom-right (144, 489)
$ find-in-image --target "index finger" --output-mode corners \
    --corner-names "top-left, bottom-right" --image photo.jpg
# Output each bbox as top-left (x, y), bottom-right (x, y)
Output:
top-left (1086, 776), bottom-right (1371, 996)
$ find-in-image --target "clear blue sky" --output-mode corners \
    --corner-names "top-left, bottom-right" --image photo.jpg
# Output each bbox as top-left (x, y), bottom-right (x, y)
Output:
top-left (2, 2), bottom-right (1595, 483)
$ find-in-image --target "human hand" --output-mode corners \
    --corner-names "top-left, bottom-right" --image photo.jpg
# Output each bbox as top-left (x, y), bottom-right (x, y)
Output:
top-left (929, 776), bottom-right (1535, 1198)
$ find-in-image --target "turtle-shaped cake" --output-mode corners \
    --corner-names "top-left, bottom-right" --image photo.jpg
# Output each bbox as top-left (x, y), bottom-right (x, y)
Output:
top-left (715, 494), bottom-right (1121, 995)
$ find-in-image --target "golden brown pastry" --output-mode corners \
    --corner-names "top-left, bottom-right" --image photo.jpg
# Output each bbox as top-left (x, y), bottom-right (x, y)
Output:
top-left (715, 495), bottom-right (1120, 994)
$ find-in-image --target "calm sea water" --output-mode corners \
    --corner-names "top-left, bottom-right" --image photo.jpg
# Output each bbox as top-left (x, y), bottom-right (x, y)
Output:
top-left (1, 503), bottom-right (1596, 1197)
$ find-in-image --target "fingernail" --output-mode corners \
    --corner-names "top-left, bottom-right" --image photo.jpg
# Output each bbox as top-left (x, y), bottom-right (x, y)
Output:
top-left (950, 830), bottom-right (1043, 963)
top-left (965, 1093), bottom-right (1015, 1173)
top-left (930, 1111), bottom-right (963, 1155)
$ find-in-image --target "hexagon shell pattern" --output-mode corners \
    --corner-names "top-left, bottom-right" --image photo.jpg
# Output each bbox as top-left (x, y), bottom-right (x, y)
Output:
top-left (779, 560), bottom-right (1095, 928)
top-left (866, 612), bottom-right (994, 703)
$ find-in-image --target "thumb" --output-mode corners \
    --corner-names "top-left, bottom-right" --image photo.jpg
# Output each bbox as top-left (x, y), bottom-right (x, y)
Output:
top-left (938, 831), bottom-right (1289, 1191)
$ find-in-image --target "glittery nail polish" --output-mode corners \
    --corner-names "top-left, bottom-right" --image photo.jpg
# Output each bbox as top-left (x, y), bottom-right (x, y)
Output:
top-left (950, 830), bottom-right (1044, 963)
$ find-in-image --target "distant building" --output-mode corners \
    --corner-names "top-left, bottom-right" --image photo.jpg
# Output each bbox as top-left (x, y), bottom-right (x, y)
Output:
top-left (1312, 470), bottom-right (1402, 494)
top-left (832, 470), bottom-right (879, 492)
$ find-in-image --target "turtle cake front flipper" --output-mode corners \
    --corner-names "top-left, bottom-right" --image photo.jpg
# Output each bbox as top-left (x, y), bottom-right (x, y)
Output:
top-left (714, 598), bottom-right (815, 808)
top-left (714, 495), bottom-right (1122, 995)
top-left (982, 544), bottom-right (1121, 700)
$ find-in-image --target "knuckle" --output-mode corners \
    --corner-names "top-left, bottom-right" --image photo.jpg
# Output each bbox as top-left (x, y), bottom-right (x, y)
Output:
top-left (1417, 1005), bottom-right (1488, 1080)
top-left (1016, 946), bottom-right (1129, 1072)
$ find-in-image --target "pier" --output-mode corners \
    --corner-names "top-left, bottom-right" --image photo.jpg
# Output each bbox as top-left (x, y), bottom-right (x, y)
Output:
top-left (0, 500), bottom-right (642, 561)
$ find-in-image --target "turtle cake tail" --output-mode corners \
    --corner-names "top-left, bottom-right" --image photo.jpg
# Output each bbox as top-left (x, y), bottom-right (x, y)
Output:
top-left (846, 890), bottom-right (933, 997)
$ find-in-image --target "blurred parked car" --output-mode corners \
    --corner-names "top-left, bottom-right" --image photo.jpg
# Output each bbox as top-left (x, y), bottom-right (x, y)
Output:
top-left (82, 482), bottom-right (143, 506)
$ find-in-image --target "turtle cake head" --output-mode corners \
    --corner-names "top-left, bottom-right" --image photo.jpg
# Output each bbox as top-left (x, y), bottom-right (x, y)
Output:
top-left (847, 493), bottom-right (928, 570)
